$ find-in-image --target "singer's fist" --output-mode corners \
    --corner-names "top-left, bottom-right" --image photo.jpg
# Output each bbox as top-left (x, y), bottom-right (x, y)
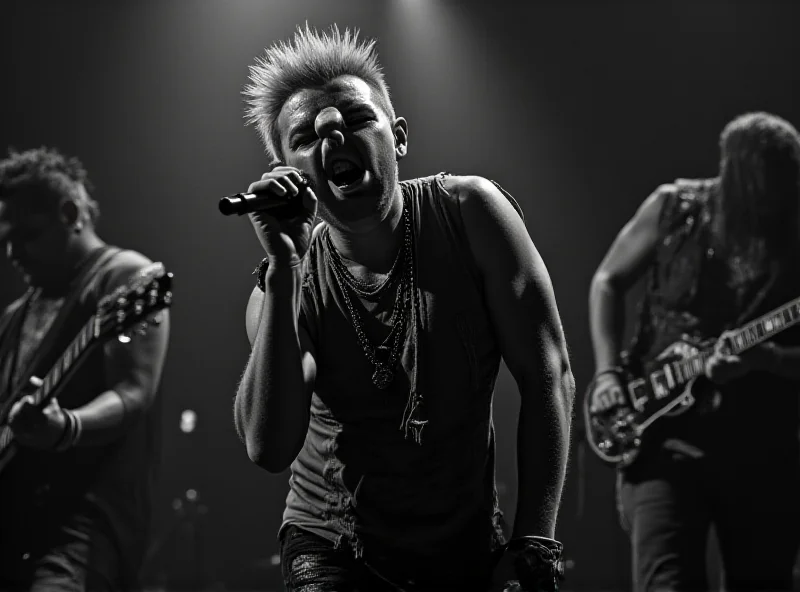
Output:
top-left (247, 166), bottom-right (317, 267)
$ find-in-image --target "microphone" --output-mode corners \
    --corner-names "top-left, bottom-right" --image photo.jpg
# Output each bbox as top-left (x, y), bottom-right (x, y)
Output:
top-left (218, 173), bottom-right (313, 216)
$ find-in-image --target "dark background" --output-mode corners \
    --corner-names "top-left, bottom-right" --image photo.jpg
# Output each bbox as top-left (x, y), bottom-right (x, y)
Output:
top-left (2, 1), bottom-right (799, 589)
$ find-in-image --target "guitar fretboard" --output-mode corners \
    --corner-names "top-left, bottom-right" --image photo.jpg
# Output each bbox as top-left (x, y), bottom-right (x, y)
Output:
top-left (0, 315), bottom-right (98, 431)
top-left (729, 297), bottom-right (800, 354)
top-left (31, 315), bottom-right (100, 408)
top-left (662, 296), bottom-right (800, 386)
top-left (0, 315), bottom-right (99, 452)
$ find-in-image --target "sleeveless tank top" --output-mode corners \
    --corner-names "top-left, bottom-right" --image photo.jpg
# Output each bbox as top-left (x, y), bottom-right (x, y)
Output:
top-left (280, 173), bottom-right (521, 558)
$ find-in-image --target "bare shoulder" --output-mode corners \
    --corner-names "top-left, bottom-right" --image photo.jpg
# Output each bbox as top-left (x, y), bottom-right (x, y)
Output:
top-left (441, 174), bottom-right (498, 203)
top-left (440, 174), bottom-right (522, 226)
top-left (641, 182), bottom-right (677, 211)
top-left (98, 248), bottom-right (156, 294)
top-left (113, 248), bottom-right (153, 268)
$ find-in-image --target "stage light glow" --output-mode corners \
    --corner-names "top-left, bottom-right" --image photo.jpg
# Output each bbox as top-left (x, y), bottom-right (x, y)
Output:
top-left (180, 409), bottom-right (197, 433)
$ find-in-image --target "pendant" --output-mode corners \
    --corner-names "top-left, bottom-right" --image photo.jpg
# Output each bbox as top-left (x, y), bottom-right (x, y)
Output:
top-left (372, 365), bottom-right (394, 389)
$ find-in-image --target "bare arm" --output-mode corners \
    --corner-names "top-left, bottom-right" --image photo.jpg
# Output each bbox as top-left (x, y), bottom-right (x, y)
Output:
top-left (455, 175), bottom-right (574, 539)
top-left (589, 186), bottom-right (671, 372)
top-left (73, 255), bottom-right (171, 446)
top-left (234, 264), bottom-right (317, 473)
top-left (73, 313), bottom-right (170, 446)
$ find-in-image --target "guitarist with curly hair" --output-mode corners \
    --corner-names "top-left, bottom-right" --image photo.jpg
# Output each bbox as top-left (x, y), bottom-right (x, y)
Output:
top-left (0, 147), bottom-right (171, 591)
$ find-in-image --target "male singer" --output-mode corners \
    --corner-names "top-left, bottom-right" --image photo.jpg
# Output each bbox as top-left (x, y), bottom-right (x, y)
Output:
top-left (232, 24), bottom-right (574, 592)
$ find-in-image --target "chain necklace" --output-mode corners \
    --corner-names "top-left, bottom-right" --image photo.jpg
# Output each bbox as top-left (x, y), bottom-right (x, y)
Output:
top-left (325, 197), bottom-right (413, 389)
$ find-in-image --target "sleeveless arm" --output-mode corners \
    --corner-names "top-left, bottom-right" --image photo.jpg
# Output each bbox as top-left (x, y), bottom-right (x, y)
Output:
top-left (72, 250), bottom-right (171, 447)
top-left (588, 185), bottom-right (674, 372)
top-left (452, 174), bottom-right (574, 539)
top-left (235, 262), bottom-right (317, 473)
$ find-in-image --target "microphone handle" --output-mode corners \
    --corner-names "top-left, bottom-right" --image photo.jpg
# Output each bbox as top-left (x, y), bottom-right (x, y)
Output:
top-left (218, 191), bottom-right (299, 217)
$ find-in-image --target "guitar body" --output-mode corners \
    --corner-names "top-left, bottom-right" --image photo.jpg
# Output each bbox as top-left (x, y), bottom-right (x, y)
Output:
top-left (585, 293), bottom-right (800, 468)
top-left (0, 263), bottom-right (172, 479)
top-left (584, 336), bottom-right (717, 468)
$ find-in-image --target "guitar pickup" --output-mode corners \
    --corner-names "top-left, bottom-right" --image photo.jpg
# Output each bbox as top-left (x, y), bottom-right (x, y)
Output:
top-left (650, 371), bottom-right (670, 400)
top-left (628, 378), bottom-right (649, 411)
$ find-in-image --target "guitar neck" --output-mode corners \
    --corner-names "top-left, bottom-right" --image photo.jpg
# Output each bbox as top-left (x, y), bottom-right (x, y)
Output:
top-left (28, 314), bottom-right (100, 408)
top-left (0, 314), bottom-right (100, 460)
top-left (667, 296), bottom-right (800, 384)
top-left (727, 296), bottom-right (800, 355)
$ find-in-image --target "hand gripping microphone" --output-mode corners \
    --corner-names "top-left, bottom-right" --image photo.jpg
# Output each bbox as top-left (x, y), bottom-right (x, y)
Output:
top-left (218, 172), bottom-right (313, 217)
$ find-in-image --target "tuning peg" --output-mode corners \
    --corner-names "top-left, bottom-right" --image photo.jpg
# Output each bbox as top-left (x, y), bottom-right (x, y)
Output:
top-left (28, 375), bottom-right (44, 388)
top-left (118, 333), bottom-right (132, 344)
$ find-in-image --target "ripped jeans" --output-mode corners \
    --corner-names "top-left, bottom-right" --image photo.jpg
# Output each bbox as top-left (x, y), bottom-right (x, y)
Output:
top-left (280, 525), bottom-right (497, 592)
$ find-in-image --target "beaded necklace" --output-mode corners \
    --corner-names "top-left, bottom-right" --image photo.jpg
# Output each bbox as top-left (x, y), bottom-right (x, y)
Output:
top-left (324, 193), bottom-right (428, 443)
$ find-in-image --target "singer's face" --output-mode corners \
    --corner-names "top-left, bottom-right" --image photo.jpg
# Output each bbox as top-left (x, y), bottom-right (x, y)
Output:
top-left (277, 75), bottom-right (407, 226)
top-left (0, 195), bottom-right (72, 287)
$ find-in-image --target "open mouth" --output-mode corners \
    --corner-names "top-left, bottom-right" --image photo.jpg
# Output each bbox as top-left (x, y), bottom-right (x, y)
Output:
top-left (330, 159), bottom-right (366, 189)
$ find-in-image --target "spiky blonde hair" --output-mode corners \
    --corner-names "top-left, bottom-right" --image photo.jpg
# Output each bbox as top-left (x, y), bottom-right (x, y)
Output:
top-left (243, 23), bottom-right (395, 163)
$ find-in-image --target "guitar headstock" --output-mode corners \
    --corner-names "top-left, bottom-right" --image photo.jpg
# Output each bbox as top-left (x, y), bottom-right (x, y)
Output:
top-left (97, 262), bottom-right (173, 342)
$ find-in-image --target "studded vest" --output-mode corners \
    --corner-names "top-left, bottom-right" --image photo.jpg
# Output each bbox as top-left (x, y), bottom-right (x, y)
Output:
top-left (627, 178), bottom-right (800, 462)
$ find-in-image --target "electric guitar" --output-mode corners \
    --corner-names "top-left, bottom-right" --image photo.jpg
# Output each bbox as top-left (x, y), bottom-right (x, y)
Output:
top-left (584, 294), bottom-right (800, 468)
top-left (0, 262), bottom-right (173, 475)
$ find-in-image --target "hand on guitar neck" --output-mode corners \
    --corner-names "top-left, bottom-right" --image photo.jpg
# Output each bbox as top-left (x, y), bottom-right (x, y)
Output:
top-left (7, 377), bottom-right (68, 450)
top-left (705, 330), bottom-right (781, 384)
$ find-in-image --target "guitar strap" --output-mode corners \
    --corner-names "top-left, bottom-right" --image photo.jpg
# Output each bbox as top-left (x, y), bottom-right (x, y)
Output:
top-left (0, 246), bottom-right (121, 419)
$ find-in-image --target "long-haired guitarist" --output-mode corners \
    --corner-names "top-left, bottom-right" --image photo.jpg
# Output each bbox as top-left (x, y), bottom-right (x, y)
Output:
top-left (0, 148), bottom-right (171, 591)
top-left (587, 112), bottom-right (800, 591)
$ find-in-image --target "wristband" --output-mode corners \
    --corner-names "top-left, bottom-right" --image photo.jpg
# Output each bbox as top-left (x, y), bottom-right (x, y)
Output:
top-left (503, 536), bottom-right (565, 592)
top-left (253, 256), bottom-right (307, 292)
top-left (593, 367), bottom-right (621, 381)
top-left (70, 410), bottom-right (83, 447)
top-left (53, 409), bottom-right (75, 452)
top-left (53, 409), bottom-right (82, 452)
top-left (253, 258), bottom-right (270, 292)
